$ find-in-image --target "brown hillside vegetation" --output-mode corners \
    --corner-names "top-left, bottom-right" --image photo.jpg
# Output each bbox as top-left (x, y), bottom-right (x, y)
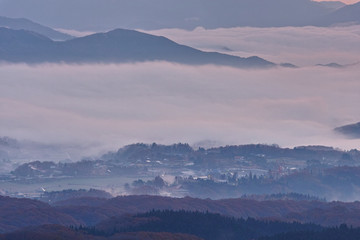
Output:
top-left (55, 195), bottom-right (360, 227)
top-left (0, 196), bottom-right (80, 233)
top-left (0, 224), bottom-right (203, 240)
top-left (3, 194), bottom-right (360, 234)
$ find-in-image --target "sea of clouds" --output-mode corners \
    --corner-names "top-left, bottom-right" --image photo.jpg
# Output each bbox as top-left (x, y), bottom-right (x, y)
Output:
top-left (1, 62), bottom-right (360, 152)
top-left (1, 26), bottom-right (360, 154)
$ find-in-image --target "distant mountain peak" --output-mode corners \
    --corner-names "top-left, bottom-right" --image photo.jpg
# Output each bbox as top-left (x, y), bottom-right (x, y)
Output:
top-left (0, 27), bottom-right (276, 68)
top-left (334, 122), bottom-right (360, 138)
top-left (315, 1), bottom-right (360, 26)
top-left (318, 1), bottom-right (346, 10)
top-left (316, 62), bottom-right (344, 68)
top-left (0, 16), bottom-right (73, 40)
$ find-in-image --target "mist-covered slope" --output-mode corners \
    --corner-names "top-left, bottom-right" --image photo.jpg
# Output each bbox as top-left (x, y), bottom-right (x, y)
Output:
top-left (0, 27), bottom-right (275, 68)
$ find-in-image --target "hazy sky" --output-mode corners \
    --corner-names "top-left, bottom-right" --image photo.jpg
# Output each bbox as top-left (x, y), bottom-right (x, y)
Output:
top-left (1, 0), bottom-right (358, 31)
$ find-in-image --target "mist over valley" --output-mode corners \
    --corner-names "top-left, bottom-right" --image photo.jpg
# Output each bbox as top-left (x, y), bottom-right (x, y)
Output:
top-left (1, 1), bottom-right (360, 239)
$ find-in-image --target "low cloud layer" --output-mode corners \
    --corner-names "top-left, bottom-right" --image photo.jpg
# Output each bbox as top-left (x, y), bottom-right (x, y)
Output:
top-left (145, 26), bottom-right (360, 66)
top-left (1, 62), bottom-right (360, 152)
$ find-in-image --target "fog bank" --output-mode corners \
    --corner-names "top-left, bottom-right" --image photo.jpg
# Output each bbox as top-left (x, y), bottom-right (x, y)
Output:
top-left (1, 62), bottom-right (360, 152)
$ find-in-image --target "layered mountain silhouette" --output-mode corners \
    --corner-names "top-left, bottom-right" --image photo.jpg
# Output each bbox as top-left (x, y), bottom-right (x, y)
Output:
top-left (0, 16), bottom-right (72, 40)
top-left (0, 0), bottom-right (355, 31)
top-left (0, 27), bottom-right (275, 68)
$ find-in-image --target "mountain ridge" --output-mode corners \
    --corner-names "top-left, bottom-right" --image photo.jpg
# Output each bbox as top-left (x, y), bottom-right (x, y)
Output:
top-left (335, 122), bottom-right (360, 138)
top-left (315, 2), bottom-right (360, 26)
top-left (0, 27), bottom-right (275, 68)
top-left (0, 16), bottom-right (72, 40)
